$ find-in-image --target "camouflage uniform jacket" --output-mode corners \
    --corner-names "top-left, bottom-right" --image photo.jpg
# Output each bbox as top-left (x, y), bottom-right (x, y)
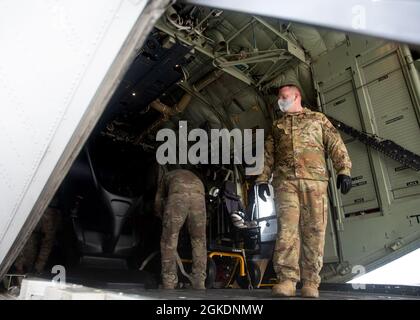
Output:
top-left (154, 168), bottom-right (205, 218)
top-left (256, 107), bottom-right (352, 183)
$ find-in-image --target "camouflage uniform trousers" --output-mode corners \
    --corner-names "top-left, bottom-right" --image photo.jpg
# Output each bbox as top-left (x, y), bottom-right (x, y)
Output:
top-left (14, 207), bottom-right (61, 275)
top-left (273, 179), bottom-right (328, 286)
top-left (161, 192), bottom-right (207, 288)
top-left (14, 234), bottom-right (39, 275)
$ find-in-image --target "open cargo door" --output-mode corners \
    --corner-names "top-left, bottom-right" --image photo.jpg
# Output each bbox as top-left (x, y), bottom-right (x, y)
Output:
top-left (0, 0), bottom-right (171, 279)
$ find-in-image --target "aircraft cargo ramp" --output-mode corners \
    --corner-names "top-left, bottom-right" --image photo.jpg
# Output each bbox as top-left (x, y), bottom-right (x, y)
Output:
top-left (1, 276), bottom-right (419, 300)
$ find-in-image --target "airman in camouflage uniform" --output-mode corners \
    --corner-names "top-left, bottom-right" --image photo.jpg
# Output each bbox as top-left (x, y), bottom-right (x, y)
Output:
top-left (256, 84), bottom-right (352, 298)
top-left (14, 205), bottom-right (61, 278)
top-left (155, 167), bottom-right (207, 289)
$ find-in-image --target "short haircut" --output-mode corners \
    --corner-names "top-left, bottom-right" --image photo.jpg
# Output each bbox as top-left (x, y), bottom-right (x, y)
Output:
top-left (278, 84), bottom-right (301, 97)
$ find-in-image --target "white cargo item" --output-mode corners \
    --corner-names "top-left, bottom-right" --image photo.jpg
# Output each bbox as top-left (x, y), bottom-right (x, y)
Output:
top-left (18, 278), bottom-right (146, 300)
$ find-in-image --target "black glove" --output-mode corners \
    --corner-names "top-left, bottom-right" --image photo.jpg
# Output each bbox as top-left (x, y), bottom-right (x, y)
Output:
top-left (258, 183), bottom-right (271, 202)
top-left (336, 174), bottom-right (352, 195)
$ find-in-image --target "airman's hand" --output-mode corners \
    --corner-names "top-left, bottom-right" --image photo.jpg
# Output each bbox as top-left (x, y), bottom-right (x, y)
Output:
top-left (337, 174), bottom-right (352, 195)
top-left (258, 183), bottom-right (271, 202)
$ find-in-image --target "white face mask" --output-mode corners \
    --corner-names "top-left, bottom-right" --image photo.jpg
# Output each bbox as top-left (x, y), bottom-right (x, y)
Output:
top-left (277, 97), bottom-right (294, 112)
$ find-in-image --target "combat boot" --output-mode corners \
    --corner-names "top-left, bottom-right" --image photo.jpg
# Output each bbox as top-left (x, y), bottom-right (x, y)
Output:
top-left (190, 277), bottom-right (206, 290)
top-left (272, 280), bottom-right (296, 297)
top-left (301, 281), bottom-right (319, 298)
top-left (191, 281), bottom-right (206, 290)
top-left (162, 282), bottom-right (176, 290)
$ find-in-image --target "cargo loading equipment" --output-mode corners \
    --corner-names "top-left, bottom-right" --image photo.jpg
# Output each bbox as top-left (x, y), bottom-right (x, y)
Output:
top-left (328, 116), bottom-right (420, 172)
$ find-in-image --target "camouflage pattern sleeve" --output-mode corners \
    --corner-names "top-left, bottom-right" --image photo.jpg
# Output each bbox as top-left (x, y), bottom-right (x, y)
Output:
top-left (322, 115), bottom-right (352, 176)
top-left (154, 166), bottom-right (165, 218)
top-left (34, 207), bottom-right (61, 273)
top-left (255, 133), bottom-right (274, 183)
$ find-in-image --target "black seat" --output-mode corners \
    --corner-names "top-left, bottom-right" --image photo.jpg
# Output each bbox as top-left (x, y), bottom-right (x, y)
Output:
top-left (86, 148), bottom-right (142, 253)
top-left (213, 180), bottom-right (261, 253)
top-left (222, 181), bottom-right (245, 222)
top-left (67, 148), bottom-right (142, 258)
